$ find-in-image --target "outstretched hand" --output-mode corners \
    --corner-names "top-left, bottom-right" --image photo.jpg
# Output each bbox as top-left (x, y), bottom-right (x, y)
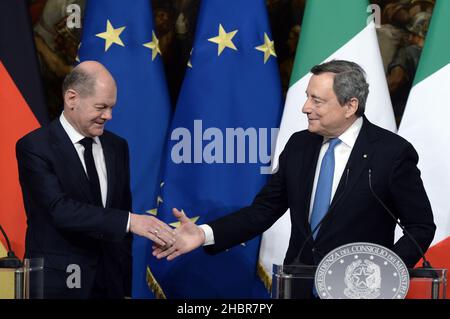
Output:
top-left (152, 208), bottom-right (205, 261)
top-left (129, 213), bottom-right (175, 247)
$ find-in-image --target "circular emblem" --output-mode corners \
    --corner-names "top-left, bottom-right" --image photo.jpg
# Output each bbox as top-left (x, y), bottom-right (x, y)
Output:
top-left (314, 242), bottom-right (409, 299)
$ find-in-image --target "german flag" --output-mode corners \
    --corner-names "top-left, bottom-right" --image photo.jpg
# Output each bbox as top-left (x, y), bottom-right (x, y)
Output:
top-left (0, 0), bottom-right (49, 259)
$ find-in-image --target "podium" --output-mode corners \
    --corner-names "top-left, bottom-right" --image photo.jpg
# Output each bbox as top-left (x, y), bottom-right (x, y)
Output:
top-left (0, 258), bottom-right (44, 299)
top-left (272, 264), bottom-right (447, 299)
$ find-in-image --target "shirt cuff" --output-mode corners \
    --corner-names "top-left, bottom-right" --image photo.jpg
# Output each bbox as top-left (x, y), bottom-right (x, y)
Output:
top-left (126, 213), bottom-right (131, 233)
top-left (198, 224), bottom-right (215, 246)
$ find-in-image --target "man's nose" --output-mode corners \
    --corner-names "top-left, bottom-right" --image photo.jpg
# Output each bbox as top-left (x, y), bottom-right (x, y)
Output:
top-left (102, 108), bottom-right (113, 120)
top-left (302, 99), bottom-right (311, 114)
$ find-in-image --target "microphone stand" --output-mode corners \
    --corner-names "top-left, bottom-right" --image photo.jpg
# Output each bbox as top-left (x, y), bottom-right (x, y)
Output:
top-left (368, 169), bottom-right (441, 299)
top-left (274, 169), bottom-right (350, 299)
top-left (0, 224), bottom-right (24, 298)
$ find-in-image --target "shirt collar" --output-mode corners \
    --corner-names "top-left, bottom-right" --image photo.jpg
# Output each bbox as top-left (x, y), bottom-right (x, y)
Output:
top-left (323, 117), bottom-right (363, 148)
top-left (60, 112), bottom-right (100, 145)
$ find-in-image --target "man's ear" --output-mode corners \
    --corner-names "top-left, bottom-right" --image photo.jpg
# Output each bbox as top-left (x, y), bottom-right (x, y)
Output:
top-left (64, 89), bottom-right (78, 110)
top-left (345, 97), bottom-right (359, 118)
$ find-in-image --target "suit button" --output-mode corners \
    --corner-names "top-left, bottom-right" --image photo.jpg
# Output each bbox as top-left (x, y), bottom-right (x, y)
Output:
top-left (312, 248), bottom-right (316, 253)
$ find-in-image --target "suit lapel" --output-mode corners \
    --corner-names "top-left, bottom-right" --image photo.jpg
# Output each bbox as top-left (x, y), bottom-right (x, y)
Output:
top-left (293, 134), bottom-right (323, 234)
top-left (100, 134), bottom-right (115, 208)
top-left (50, 120), bottom-right (94, 203)
top-left (317, 117), bottom-right (380, 239)
top-left (331, 117), bottom-right (378, 207)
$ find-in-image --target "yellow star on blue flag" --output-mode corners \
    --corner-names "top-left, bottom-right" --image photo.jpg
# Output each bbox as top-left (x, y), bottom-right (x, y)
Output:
top-left (143, 31), bottom-right (162, 61)
top-left (255, 33), bottom-right (276, 63)
top-left (95, 19), bottom-right (126, 51)
top-left (208, 24), bottom-right (238, 56)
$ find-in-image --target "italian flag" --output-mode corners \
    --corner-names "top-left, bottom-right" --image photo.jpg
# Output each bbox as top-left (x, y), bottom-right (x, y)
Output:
top-left (257, 0), bottom-right (396, 290)
top-left (398, 0), bottom-right (450, 299)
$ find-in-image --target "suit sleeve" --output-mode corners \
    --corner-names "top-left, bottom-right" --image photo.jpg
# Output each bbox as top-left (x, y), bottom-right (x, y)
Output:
top-left (16, 137), bottom-right (129, 242)
top-left (389, 142), bottom-right (436, 267)
top-left (205, 141), bottom-right (290, 254)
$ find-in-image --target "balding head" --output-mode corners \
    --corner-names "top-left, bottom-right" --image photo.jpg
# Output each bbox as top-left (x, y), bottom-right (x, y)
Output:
top-left (62, 61), bottom-right (117, 137)
top-left (62, 61), bottom-right (116, 98)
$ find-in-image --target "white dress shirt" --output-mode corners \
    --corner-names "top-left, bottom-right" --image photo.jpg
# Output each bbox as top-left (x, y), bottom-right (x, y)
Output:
top-left (60, 113), bottom-right (131, 231)
top-left (60, 113), bottom-right (108, 207)
top-left (200, 117), bottom-right (364, 246)
top-left (308, 117), bottom-right (363, 221)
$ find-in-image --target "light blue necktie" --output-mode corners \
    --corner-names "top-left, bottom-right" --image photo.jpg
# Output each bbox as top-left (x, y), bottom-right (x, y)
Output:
top-left (310, 138), bottom-right (342, 239)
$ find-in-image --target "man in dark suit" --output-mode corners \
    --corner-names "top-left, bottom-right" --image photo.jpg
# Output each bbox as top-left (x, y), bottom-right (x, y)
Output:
top-left (16, 61), bottom-right (174, 299)
top-left (153, 60), bottom-right (436, 297)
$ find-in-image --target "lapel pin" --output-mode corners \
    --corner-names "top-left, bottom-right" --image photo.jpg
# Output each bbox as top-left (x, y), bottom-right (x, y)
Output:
top-left (363, 154), bottom-right (368, 159)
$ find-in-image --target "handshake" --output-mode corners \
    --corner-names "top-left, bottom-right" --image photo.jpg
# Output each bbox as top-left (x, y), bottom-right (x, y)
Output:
top-left (129, 208), bottom-right (205, 261)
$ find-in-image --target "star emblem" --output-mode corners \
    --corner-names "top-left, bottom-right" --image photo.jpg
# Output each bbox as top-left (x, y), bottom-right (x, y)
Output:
top-left (255, 33), bottom-right (276, 63)
top-left (143, 31), bottom-right (162, 61)
top-left (351, 267), bottom-right (371, 288)
top-left (96, 19), bottom-right (126, 52)
top-left (146, 208), bottom-right (158, 216)
top-left (208, 24), bottom-right (238, 56)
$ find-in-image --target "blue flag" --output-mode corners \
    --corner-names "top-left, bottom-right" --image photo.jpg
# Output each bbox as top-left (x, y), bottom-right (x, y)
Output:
top-left (148, 0), bottom-right (282, 298)
top-left (78, 0), bottom-right (172, 298)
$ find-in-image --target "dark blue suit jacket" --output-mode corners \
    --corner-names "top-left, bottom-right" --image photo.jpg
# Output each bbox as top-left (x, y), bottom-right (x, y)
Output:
top-left (16, 119), bottom-right (132, 298)
top-left (205, 116), bottom-right (435, 297)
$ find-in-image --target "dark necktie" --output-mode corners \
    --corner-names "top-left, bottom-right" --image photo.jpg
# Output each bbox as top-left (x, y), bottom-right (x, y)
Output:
top-left (79, 137), bottom-right (103, 207)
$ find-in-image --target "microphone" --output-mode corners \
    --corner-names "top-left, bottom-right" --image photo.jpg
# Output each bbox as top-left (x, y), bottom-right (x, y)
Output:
top-left (0, 224), bottom-right (23, 268)
top-left (292, 167), bottom-right (351, 266)
top-left (367, 168), bottom-right (433, 270)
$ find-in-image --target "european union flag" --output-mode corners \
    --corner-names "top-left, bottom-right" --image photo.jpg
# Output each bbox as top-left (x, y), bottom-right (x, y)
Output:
top-left (148, 0), bottom-right (282, 298)
top-left (78, 0), bottom-right (172, 298)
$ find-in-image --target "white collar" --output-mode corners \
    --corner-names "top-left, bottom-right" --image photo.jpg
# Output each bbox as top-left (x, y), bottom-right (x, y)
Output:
top-left (324, 117), bottom-right (363, 148)
top-left (59, 112), bottom-right (100, 145)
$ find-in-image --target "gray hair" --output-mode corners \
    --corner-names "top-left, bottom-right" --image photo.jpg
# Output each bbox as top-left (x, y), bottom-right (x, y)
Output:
top-left (311, 60), bottom-right (369, 117)
top-left (62, 67), bottom-right (96, 98)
